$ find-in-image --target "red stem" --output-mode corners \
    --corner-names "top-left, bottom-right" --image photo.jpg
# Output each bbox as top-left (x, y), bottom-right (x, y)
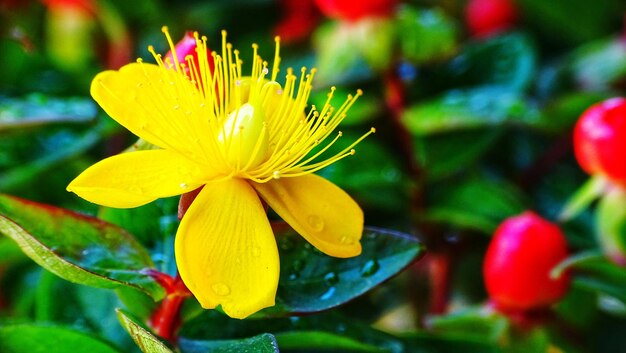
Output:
top-left (147, 272), bottom-right (191, 342)
top-left (427, 253), bottom-right (451, 314)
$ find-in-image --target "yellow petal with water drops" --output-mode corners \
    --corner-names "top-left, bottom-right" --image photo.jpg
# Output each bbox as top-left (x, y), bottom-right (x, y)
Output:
top-left (90, 63), bottom-right (218, 167)
top-left (252, 174), bottom-right (363, 258)
top-left (175, 178), bottom-right (280, 319)
top-left (67, 150), bottom-right (208, 208)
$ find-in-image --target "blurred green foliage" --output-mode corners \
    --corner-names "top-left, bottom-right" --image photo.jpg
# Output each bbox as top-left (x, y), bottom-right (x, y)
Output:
top-left (2, 0), bottom-right (626, 352)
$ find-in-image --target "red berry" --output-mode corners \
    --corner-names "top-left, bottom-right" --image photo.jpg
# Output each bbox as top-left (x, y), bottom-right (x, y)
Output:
top-left (314, 0), bottom-right (396, 22)
top-left (574, 97), bottom-right (626, 184)
top-left (465, 0), bottom-right (517, 38)
top-left (483, 212), bottom-right (570, 312)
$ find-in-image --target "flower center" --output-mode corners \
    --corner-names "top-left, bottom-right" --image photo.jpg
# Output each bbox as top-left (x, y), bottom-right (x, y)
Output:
top-left (218, 102), bottom-right (268, 170)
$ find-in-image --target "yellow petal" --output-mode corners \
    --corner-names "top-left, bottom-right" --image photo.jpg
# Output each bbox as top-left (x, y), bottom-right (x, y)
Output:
top-left (175, 178), bottom-right (279, 319)
top-left (91, 63), bottom-right (217, 166)
top-left (253, 174), bottom-right (363, 258)
top-left (67, 150), bottom-right (208, 208)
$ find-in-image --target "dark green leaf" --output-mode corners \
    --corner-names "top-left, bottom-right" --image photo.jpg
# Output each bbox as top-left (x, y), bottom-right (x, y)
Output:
top-left (275, 331), bottom-right (386, 352)
top-left (116, 309), bottom-right (173, 353)
top-left (0, 324), bottom-right (121, 353)
top-left (0, 94), bottom-right (97, 133)
top-left (415, 130), bottom-right (502, 180)
top-left (179, 333), bottom-right (278, 353)
top-left (259, 225), bottom-right (424, 316)
top-left (423, 178), bottom-right (527, 234)
top-left (401, 332), bottom-right (502, 353)
top-left (179, 311), bottom-right (404, 353)
top-left (433, 33), bottom-right (536, 92)
top-left (0, 194), bottom-right (165, 300)
top-left (402, 86), bottom-right (540, 135)
top-left (397, 6), bottom-right (458, 64)
top-left (427, 308), bottom-right (508, 343)
top-left (571, 255), bottom-right (626, 303)
top-left (517, 0), bottom-right (623, 44)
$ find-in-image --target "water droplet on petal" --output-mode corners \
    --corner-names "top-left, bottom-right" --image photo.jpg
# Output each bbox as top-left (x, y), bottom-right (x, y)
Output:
top-left (323, 272), bottom-right (339, 285)
top-left (340, 235), bottom-right (356, 245)
top-left (272, 171), bottom-right (281, 179)
top-left (307, 215), bottom-right (325, 232)
top-left (212, 282), bottom-right (230, 296)
top-left (360, 259), bottom-right (380, 277)
top-left (252, 246), bottom-right (261, 257)
top-left (180, 183), bottom-right (188, 189)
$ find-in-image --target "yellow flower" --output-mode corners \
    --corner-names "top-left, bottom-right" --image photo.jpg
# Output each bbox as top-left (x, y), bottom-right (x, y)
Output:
top-left (67, 27), bottom-right (374, 319)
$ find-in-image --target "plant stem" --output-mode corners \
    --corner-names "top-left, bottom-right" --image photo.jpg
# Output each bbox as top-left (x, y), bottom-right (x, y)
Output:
top-left (384, 67), bottom-right (452, 318)
top-left (146, 271), bottom-right (191, 342)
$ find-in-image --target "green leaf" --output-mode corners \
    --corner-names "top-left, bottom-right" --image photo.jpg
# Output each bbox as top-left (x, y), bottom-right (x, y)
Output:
top-left (537, 92), bottom-right (612, 133)
top-left (571, 255), bottom-right (626, 303)
top-left (116, 309), bottom-right (173, 353)
top-left (397, 6), bottom-right (458, 64)
top-left (401, 332), bottom-right (502, 353)
top-left (423, 178), bottom-right (527, 234)
top-left (402, 86), bottom-right (540, 135)
top-left (433, 33), bottom-right (536, 92)
top-left (517, 0), bottom-right (621, 44)
top-left (275, 331), bottom-right (386, 352)
top-left (569, 36), bottom-right (626, 91)
top-left (0, 194), bottom-right (165, 300)
top-left (259, 225), bottom-right (425, 316)
top-left (427, 307), bottom-right (509, 343)
top-left (0, 324), bottom-right (122, 353)
top-left (415, 130), bottom-right (502, 180)
top-left (179, 311), bottom-right (404, 353)
top-left (0, 94), bottom-right (97, 133)
top-left (179, 333), bottom-right (278, 353)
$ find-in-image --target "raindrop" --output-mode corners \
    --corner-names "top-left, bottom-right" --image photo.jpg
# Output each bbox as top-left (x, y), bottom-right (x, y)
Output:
top-left (211, 282), bottom-right (230, 296)
top-left (323, 272), bottom-right (339, 286)
top-left (272, 171), bottom-right (281, 179)
top-left (252, 246), bottom-right (261, 257)
top-left (179, 183), bottom-right (188, 189)
top-left (307, 215), bottom-right (325, 232)
top-left (128, 186), bottom-right (143, 194)
top-left (320, 286), bottom-right (335, 301)
top-left (340, 235), bottom-right (356, 245)
top-left (288, 273), bottom-right (299, 281)
top-left (360, 259), bottom-right (380, 277)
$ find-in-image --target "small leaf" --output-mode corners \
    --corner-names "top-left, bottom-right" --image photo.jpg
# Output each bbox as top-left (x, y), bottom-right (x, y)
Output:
top-left (116, 309), bottom-right (173, 353)
top-left (0, 194), bottom-right (165, 300)
top-left (570, 256), bottom-right (626, 303)
top-left (179, 333), bottom-right (279, 353)
top-left (401, 332), bottom-right (501, 353)
top-left (260, 225), bottom-right (425, 316)
top-left (402, 86), bottom-right (540, 135)
top-left (0, 324), bottom-right (122, 353)
top-left (559, 175), bottom-right (607, 221)
top-left (596, 188), bottom-right (626, 265)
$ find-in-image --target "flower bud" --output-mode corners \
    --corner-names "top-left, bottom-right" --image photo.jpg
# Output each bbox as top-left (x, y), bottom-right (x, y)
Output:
top-left (164, 31), bottom-right (214, 83)
top-left (314, 0), bottom-right (397, 22)
top-left (574, 97), bottom-right (626, 184)
top-left (465, 0), bottom-right (517, 38)
top-left (483, 212), bottom-right (571, 312)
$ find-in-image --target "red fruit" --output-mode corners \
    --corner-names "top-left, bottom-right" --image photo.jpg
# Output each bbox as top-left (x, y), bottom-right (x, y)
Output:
top-left (314, 0), bottom-right (396, 22)
top-left (465, 0), bottom-right (517, 38)
top-left (483, 212), bottom-right (570, 312)
top-left (574, 97), bottom-right (626, 184)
